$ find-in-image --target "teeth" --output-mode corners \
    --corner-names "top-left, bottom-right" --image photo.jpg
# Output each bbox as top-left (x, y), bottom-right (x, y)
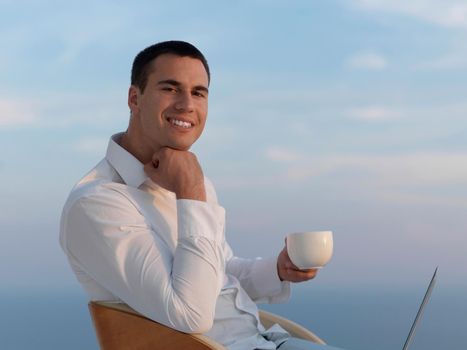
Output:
top-left (169, 118), bottom-right (192, 128)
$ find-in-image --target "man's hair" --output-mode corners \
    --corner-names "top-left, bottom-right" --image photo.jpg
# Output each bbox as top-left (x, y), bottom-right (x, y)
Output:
top-left (131, 40), bottom-right (210, 93)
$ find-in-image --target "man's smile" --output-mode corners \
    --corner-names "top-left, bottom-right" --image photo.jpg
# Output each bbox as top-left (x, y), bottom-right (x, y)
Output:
top-left (166, 116), bottom-right (194, 129)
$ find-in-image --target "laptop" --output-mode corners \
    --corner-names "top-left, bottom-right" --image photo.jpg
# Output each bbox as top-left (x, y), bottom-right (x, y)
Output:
top-left (305, 267), bottom-right (438, 350)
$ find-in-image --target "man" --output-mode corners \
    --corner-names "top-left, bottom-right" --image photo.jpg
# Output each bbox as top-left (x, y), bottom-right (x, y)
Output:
top-left (60, 41), bottom-right (336, 350)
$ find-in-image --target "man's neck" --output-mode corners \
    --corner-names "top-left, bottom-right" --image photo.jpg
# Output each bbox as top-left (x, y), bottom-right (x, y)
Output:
top-left (120, 131), bottom-right (154, 165)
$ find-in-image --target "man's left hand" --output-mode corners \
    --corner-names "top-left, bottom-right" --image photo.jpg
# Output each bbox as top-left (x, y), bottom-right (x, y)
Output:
top-left (277, 240), bottom-right (318, 282)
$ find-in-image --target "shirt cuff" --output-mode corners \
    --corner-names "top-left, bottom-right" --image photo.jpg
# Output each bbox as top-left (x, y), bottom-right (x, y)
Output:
top-left (177, 199), bottom-right (225, 242)
top-left (251, 256), bottom-right (291, 303)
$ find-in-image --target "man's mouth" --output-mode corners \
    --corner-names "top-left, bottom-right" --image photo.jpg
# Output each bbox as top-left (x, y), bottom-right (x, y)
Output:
top-left (167, 117), bottom-right (193, 129)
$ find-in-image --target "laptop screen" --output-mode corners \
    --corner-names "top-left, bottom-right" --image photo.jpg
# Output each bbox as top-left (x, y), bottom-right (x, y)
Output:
top-left (402, 267), bottom-right (438, 350)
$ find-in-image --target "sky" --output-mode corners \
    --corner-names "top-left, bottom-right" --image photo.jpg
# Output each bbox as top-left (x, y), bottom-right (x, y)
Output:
top-left (0, 0), bottom-right (466, 295)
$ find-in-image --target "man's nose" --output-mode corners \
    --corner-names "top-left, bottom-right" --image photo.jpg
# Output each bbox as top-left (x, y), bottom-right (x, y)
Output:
top-left (174, 91), bottom-right (194, 112)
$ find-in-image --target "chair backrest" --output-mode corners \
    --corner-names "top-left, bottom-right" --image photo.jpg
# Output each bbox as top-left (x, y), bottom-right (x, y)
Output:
top-left (88, 301), bottom-right (226, 350)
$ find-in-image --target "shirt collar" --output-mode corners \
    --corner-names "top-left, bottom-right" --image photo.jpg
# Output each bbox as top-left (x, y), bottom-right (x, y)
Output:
top-left (105, 132), bottom-right (148, 188)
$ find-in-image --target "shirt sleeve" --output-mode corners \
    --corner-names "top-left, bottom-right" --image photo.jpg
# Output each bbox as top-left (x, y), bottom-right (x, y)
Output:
top-left (61, 185), bottom-right (226, 334)
top-left (223, 241), bottom-right (291, 304)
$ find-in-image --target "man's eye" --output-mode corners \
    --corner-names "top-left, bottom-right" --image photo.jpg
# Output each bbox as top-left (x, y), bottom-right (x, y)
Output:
top-left (193, 91), bottom-right (206, 98)
top-left (162, 87), bottom-right (177, 92)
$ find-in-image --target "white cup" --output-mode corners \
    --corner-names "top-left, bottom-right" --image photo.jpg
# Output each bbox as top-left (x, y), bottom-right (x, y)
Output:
top-left (286, 231), bottom-right (333, 269)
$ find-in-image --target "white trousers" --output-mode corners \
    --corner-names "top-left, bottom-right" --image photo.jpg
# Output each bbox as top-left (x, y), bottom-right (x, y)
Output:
top-left (276, 338), bottom-right (346, 350)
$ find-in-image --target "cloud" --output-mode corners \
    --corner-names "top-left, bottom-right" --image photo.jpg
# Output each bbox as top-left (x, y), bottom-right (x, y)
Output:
top-left (415, 53), bottom-right (467, 70)
top-left (347, 105), bottom-right (401, 121)
top-left (218, 150), bottom-right (467, 207)
top-left (353, 0), bottom-right (467, 28)
top-left (0, 1), bottom-right (133, 68)
top-left (283, 152), bottom-right (467, 188)
top-left (0, 98), bottom-right (38, 128)
top-left (265, 147), bottom-right (303, 163)
top-left (0, 92), bottom-right (126, 130)
top-left (219, 151), bottom-right (467, 205)
top-left (346, 51), bottom-right (388, 70)
top-left (72, 137), bottom-right (109, 155)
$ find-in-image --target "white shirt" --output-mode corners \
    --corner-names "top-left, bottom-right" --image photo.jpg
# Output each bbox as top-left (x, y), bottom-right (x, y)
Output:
top-left (60, 133), bottom-right (290, 349)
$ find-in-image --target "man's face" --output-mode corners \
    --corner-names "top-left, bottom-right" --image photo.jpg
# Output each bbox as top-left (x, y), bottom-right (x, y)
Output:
top-left (128, 54), bottom-right (209, 154)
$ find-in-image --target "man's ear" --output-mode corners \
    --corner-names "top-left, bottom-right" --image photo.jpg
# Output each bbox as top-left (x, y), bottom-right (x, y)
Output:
top-left (128, 85), bottom-right (140, 114)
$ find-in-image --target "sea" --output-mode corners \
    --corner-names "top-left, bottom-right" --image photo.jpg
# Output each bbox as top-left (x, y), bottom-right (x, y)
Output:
top-left (0, 286), bottom-right (465, 350)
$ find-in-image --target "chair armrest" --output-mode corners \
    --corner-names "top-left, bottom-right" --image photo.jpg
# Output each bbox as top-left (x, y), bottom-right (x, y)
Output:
top-left (89, 301), bottom-right (227, 350)
top-left (259, 310), bottom-right (326, 345)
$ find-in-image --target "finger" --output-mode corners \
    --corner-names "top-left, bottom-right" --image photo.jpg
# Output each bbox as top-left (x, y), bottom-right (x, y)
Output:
top-left (287, 268), bottom-right (318, 282)
top-left (282, 253), bottom-right (301, 271)
top-left (295, 268), bottom-right (318, 279)
top-left (288, 267), bottom-right (318, 276)
top-left (286, 260), bottom-right (300, 270)
top-left (144, 161), bottom-right (159, 178)
top-left (288, 266), bottom-right (318, 273)
top-left (151, 151), bottom-right (161, 168)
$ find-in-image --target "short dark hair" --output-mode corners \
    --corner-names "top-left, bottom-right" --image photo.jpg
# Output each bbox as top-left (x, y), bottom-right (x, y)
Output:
top-left (131, 40), bottom-right (210, 93)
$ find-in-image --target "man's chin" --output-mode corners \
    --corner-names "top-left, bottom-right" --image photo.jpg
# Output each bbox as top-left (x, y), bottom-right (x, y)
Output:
top-left (165, 142), bottom-right (192, 152)
top-left (171, 137), bottom-right (200, 151)
top-left (164, 135), bottom-right (200, 152)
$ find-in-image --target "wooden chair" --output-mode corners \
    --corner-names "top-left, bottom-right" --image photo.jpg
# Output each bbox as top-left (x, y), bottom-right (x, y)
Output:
top-left (89, 301), bottom-right (326, 349)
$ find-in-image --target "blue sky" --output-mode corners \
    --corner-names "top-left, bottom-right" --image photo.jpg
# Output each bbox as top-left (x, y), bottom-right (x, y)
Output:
top-left (1, 0), bottom-right (466, 293)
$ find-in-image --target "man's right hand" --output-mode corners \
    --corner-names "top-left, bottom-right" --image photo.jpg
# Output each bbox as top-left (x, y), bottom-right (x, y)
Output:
top-left (144, 147), bottom-right (206, 202)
